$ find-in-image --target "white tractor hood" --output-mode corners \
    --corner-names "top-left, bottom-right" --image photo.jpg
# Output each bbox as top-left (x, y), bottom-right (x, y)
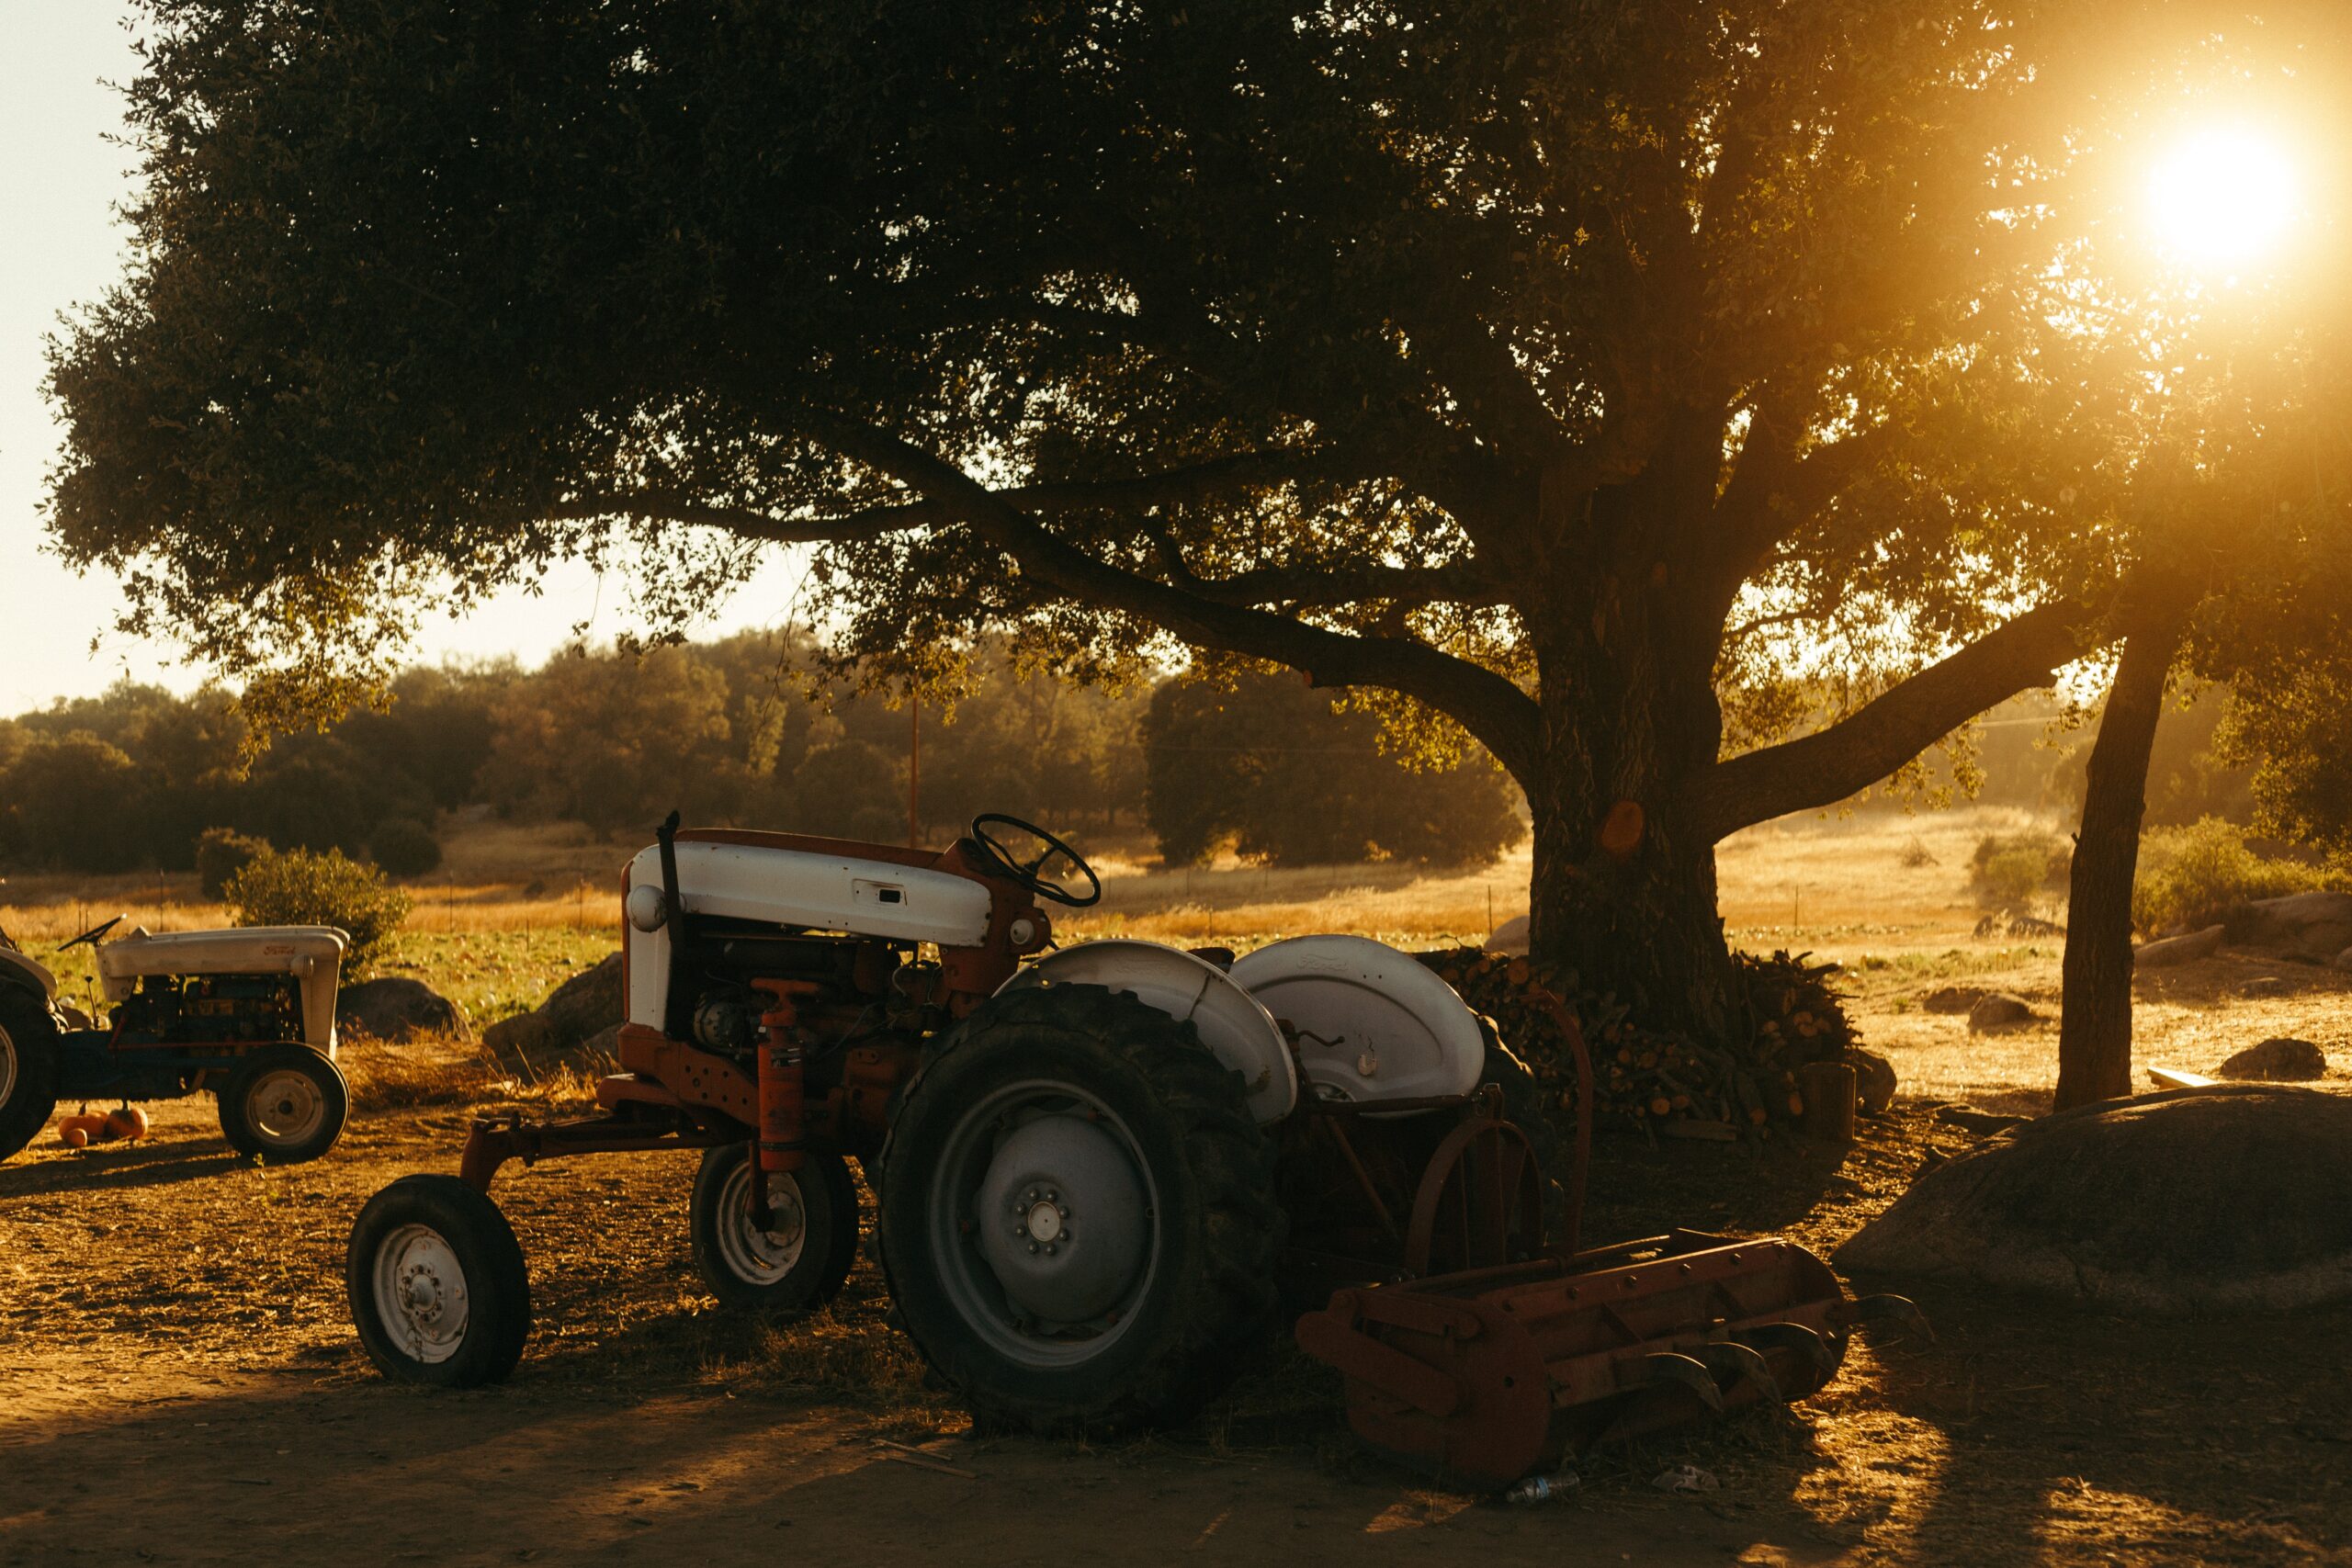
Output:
top-left (625, 840), bottom-right (995, 1030)
top-left (96, 926), bottom-right (347, 1048)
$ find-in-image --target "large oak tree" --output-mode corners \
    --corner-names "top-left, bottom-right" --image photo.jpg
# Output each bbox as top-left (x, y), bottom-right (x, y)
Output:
top-left (52, 1), bottom-right (2219, 1035)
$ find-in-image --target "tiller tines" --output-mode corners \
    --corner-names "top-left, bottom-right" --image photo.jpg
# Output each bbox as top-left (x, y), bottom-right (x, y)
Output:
top-left (1294, 996), bottom-right (1926, 1489)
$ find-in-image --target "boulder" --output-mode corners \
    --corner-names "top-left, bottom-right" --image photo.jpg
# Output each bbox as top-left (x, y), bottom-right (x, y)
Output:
top-left (337, 976), bottom-right (469, 1043)
top-left (1851, 1048), bottom-right (1898, 1116)
top-left (483, 952), bottom-right (626, 1064)
top-left (1966, 992), bottom-right (2037, 1032)
top-left (1484, 914), bottom-right (1531, 956)
top-left (2222, 891), bottom-right (2352, 964)
top-left (2133, 924), bottom-right (2224, 969)
top-left (2215, 1037), bottom-right (2328, 1082)
top-left (1837, 1086), bottom-right (2352, 1313)
top-left (1922, 986), bottom-right (1983, 1015)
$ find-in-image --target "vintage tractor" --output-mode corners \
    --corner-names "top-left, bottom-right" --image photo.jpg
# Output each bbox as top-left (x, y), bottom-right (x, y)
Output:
top-left (0, 915), bottom-right (351, 1165)
top-left (346, 814), bottom-right (1913, 1480)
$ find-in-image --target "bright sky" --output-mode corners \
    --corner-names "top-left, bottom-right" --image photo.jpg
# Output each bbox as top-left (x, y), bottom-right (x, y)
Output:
top-left (1, 8), bottom-right (805, 716)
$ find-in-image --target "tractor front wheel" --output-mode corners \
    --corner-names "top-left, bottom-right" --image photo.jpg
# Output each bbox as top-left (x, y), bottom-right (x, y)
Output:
top-left (689, 1143), bottom-right (860, 1313)
top-left (218, 1045), bottom-right (348, 1164)
top-left (878, 982), bottom-right (1283, 1435)
top-left (347, 1174), bottom-right (531, 1386)
top-left (0, 989), bottom-right (61, 1162)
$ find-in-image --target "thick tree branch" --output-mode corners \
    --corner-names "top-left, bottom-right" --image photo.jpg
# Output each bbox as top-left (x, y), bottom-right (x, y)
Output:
top-left (1676, 599), bottom-right (2102, 842)
top-left (821, 423), bottom-right (1544, 774)
top-left (560, 450), bottom-right (1350, 547)
top-left (1174, 555), bottom-right (1507, 609)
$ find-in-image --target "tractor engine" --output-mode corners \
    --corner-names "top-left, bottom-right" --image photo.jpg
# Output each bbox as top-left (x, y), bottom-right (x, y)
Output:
top-left (616, 826), bottom-right (1046, 1163)
top-left (113, 973), bottom-right (304, 1047)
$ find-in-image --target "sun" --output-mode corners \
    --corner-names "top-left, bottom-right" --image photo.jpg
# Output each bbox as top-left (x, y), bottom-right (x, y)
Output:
top-left (2143, 125), bottom-right (2302, 270)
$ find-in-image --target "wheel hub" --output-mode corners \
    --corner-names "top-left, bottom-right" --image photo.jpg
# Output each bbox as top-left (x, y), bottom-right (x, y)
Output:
top-left (249, 1068), bottom-right (324, 1145)
top-left (975, 1113), bottom-right (1148, 1325)
top-left (718, 1163), bottom-right (808, 1283)
top-left (373, 1224), bottom-right (469, 1362)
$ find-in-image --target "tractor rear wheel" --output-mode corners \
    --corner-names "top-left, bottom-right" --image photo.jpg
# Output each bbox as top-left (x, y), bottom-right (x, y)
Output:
top-left (690, 1143), bottom-right (860, 1313)
top-left (347, 1174), bottom-right (531, 1386)
top-left (878, 982), bottom-right (1283, 1435)
top-left (0, 989), bottom-right (62, 1162)
top-left (219, 1044), bottom-right (348, 1164)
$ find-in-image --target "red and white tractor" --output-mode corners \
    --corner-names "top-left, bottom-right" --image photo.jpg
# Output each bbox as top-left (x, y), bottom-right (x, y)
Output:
top-left (346, 814), bottom-right (1912, 1483)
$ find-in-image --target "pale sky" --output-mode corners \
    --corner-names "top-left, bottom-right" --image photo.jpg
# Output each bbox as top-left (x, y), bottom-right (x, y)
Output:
top-left (1, 6), bottom-right (806, 716)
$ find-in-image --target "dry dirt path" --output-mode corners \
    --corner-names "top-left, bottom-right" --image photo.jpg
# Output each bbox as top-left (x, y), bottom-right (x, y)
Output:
top-left (7, 1057), bottom-right (2352, 1566)
top-left (0, 1348), bottom-right (1844, 1568)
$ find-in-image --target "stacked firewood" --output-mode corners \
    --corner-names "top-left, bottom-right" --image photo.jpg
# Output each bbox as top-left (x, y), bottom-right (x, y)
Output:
top-left (1417, 946), bottom-right (1857, 1139)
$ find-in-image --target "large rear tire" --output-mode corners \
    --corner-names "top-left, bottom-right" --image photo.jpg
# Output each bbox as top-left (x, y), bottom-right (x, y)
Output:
top-left (0, 989), bottom-right (62, 1162)
top-left (878, 982), bottom-right (1283, 1435)
top-left (690, 1143), bottom-right (860, 1313)
top-left (347, 1174), bottom-right (531, 1387)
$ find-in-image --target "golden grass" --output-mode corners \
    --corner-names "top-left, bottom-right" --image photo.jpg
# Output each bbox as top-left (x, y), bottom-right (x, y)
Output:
top-left (337, 1030), bottom-right (614, 1111)
top-left (16, 803), bottom-right (2346, 1120)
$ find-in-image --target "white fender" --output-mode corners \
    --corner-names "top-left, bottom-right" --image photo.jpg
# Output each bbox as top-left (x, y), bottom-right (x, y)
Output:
top-left (1001, 940), bottom-right (1297, 1124)
top-left (1230, 935), bottom-right (1484, 1108)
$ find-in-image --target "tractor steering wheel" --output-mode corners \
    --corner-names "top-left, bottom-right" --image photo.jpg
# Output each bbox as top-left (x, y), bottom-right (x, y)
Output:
top-left (56, 914), bottom-right (125, 953)
top-left (968, 814), bottom-right (1102, 908)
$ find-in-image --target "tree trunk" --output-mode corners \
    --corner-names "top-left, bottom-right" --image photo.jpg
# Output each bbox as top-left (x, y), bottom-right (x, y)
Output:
top-left (2055, 604), bottom-right (2190, 1111)
top-left (1521, 539), bottom-right (1738, 1041)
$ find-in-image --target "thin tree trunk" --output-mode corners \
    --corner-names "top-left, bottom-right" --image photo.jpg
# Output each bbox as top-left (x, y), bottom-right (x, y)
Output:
top-left (2055, 603), bottom-right (2191, 1111)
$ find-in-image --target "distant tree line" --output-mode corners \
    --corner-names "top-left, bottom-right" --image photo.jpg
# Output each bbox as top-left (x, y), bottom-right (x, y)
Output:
top-left (0, 635), bottom-right (1528, 878)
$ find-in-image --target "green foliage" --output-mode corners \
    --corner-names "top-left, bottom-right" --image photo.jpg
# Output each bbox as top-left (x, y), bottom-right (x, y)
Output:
top-left (194, 827), bottom-right (270, 900)
top-left (2132, 818), bottom-right (2324, 936)
top-left (224, 847), bottom-right (413, 971)
top-left (369, 818), bottom-right (444, 877)
top-left (789, 740), bottom-right (906, 844)
top-left (44, 0), bottom-right (2154, 778)
top-left (1968, 831), bottom-right (2071, 912)
top-left (0, 731), bottom-right (147, 874)
top-left (1144, 671), bottom-right (1522, 869)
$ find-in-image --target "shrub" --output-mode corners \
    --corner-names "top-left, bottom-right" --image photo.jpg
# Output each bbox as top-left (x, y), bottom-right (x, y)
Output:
top-left (1969, 830), bottom-right (2070, 910)
top-left (370, 817), bottom-right (444, 876)
top-left (194, 827), bottom-right (271, 900)
top-left (224, 846), bottom-right (413, 971)
top-left (2132, 817), bottom-right (2324, 935)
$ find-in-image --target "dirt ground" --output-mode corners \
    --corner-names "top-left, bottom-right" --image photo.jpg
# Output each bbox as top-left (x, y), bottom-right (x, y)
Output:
top-left (6, 808), bottom-right (2352, 1566)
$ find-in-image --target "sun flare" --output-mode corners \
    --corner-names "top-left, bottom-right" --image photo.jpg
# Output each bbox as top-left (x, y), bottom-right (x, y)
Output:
top-left (2143, 125), bottom-right (2302, 269)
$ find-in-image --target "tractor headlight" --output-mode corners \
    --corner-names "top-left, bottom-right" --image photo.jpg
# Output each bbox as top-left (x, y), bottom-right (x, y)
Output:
top-left (625, 884), bottom-right (669, 933)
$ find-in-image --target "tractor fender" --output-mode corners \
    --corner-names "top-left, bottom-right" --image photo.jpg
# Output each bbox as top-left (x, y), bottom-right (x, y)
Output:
top-left (999, 940), bottom-right (1297, 1123)
top-left (0, 947), bottom-right (58, 1007)
top-left (1230, 935), bottom-right (1486, 1111)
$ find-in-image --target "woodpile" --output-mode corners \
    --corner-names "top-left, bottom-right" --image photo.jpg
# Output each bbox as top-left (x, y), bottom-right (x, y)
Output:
top-left (1416, 946), bottom-right (1859, 1141)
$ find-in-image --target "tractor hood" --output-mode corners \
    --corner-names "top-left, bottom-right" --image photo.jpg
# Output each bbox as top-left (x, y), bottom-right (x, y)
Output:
top-left (96, 926), bottom-right (347, 1049)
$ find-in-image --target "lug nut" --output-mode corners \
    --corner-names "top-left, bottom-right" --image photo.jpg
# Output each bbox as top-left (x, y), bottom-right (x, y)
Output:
top-left (1027, 1243), bottom-right (1039, 1255)
top-left (1057, 1204), bottom-right (1069, 1218)
top-left (1013, 1225), bottom-right (1027, 1237)
top-left (1044, 1244), bottom-right (1057, 1257)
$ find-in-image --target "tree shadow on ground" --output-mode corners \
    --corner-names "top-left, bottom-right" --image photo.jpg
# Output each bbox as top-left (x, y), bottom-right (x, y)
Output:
top-left (0, 1134), bottom-right (244, 1199)
top-left (1838, 1280), bottom-right (2352, 1565)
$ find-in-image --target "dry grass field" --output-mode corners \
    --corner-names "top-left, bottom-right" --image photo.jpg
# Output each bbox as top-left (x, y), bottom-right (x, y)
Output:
top-left (5, 806), bottom-right (2350, 1566)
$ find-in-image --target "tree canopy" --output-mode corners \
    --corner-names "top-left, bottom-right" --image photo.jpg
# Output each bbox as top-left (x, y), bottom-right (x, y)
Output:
top-left (47, 0), bottom-right (2345, 1032)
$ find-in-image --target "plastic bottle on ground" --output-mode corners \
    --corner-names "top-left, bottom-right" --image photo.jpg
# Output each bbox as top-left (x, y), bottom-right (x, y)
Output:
top-left (1500, 1470), bottom-right (1581, 1505)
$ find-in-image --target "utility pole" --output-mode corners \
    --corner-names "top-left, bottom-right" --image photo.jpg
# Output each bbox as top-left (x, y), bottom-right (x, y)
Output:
top-left (909, 694), bottom-right (922, 849)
